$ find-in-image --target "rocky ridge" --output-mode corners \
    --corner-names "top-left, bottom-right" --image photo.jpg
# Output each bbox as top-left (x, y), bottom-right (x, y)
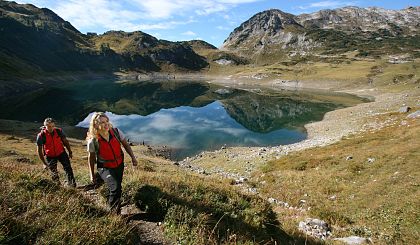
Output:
top-left (222, 6), bottom-right (420, 59)
top-left (0, 1), bottom-right (208, 80)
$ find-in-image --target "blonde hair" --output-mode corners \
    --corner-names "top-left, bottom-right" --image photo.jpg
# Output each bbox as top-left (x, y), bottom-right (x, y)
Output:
top-left (86, 112), bottom-right (113, 140)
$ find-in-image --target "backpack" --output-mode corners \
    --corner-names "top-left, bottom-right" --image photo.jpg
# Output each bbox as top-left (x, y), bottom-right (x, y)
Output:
top-left (39, 127), bottom-right (64, 144)
top-left (92, 127), bottom-right (122, 154)
top-left (39, 127), bottom-right (65, 156)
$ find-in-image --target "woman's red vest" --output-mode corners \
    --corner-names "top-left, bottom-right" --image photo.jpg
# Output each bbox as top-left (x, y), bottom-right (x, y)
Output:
top-left (42, 128), bottom-right (65, 158)
top-left (97, 129), bottom-right (124, 168)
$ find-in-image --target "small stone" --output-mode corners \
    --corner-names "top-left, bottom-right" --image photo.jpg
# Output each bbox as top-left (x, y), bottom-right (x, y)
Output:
top-left (334, 236), bottom-right (372, 244)
top-left (299, 199), bottom-right (307, 205)
top-left (398, 106), bottom-right (411, 113)
top-left (407, 110), bottom-right (420, 119)
top-left (367, 158), bottom-right (375, 163)
top-left (346, 155), bottom-right (353, 161)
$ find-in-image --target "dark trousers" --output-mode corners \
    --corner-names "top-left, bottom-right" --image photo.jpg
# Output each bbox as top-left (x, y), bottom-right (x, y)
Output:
top-left (98, 162), bottom-right (124, 212)
top-left (46, 151), bottom-right (76, 187)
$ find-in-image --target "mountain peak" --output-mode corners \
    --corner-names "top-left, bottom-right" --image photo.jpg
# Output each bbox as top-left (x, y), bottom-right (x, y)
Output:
top-left (222, 5), bottom-right (419, 60)
top-left (222, 9), bottom-right (303, 50)
top-left (237, 9), bottom-right (300, 33)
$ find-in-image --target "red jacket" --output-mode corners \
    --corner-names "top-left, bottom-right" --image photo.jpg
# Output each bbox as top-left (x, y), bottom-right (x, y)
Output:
top-left (40, 128), bottom-right (65, 158)
top-left (97, 129), bottom-right (124, 168)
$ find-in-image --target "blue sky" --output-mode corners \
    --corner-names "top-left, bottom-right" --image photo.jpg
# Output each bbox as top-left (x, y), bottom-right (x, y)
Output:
top-left (14, 0), bottom-right (419, 47)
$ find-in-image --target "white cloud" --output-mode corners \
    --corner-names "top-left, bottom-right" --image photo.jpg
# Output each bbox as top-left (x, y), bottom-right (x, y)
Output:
top-left (217, 25), bottom-right (231, 30)
top-left (29, 0), bottom-right (197, 32)
top-left (53, 0), bottom-right (141, 31)
top-left (15, 0), bottom-right (263, 43)
top-left (217, 0), bottom-right (263, 3)
top-left (132, 0), bottom-right (263, 18)
top-left (130, 0), bottom-right (182, 19)
top-left (182, 31), bottom-right (197, 36)
top-left (137, 19), bottom-right (195, 30)
top-left (147, 114), bottom-right (183, 130)
top-left (216, 127), bottom-right (247, 137)
top-left (298, 1), bottom-right (357, 10)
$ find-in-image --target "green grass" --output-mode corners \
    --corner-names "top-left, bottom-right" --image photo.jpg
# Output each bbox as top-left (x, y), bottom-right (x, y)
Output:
top-left (122, 167), bottom-right (298, 244)
top-left (254, 111), bottom-right (420, 244)
top-left (0, 166), bottom-right (133, 245)
top-left (0, 122), bottom-right (312, 244)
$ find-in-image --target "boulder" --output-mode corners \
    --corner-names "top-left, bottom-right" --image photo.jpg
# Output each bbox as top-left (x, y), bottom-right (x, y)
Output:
top-left (398, 106), bottom-right (411, 113)
top-left (407, 110), bottom-right (420, 119)
top-left (298, 218), bottom-right (331, 240)
top-left (334, 236), bottom-right (372, 244)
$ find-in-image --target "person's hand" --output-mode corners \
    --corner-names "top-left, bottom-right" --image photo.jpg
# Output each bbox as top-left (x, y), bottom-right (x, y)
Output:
top-left (68, 151), bottom-right (73, 159)
top-left (132, 158), bottom-right (138, 167)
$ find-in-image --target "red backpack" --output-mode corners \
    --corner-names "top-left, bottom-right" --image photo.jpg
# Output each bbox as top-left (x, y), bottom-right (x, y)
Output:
top-left (39, 127), bottom-right (65, 157)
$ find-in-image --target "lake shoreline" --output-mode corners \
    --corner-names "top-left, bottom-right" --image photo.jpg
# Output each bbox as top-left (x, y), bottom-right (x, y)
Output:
top-left (181, 75), bottom-right (418, 177)
top-left (1, 72), bottom-right (417, 173)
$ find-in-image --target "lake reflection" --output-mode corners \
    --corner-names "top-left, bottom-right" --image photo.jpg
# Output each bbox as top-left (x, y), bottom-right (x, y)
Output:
top-left (77, 101), bottom-right (307, 160)
top-left (0, 78), bottom-right (369, 159)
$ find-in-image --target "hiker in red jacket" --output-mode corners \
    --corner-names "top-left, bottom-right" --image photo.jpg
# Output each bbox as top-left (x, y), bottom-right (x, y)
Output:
top-left (36, 117), bottom-right (76, 187)
top-left (86, 112), bottom-right (138, 213)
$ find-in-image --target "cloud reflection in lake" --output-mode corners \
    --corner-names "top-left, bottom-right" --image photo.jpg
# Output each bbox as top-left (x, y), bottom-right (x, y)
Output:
top-left (77, 101), bottom-right (306, 160)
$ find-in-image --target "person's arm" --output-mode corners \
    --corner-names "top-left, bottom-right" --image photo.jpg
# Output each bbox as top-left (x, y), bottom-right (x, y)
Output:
top-left (37, 145), bottom-right (48, 169)
top-left (121, 139), bottom-right (138, 166)
top-left (61, 136), bottom-right (73, 159)
top-left (88, 152), bottom-right (96, 183)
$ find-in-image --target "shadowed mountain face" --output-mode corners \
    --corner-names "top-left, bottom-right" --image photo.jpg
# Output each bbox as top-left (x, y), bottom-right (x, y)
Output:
top-left (0, 1), bottom-right (208, 80)
top-left (222, 6), bottom-right (420, 61)
top-left (222, 92), bottom-right (337, 133)
top-left (0, 80), bottom-right (213, 124)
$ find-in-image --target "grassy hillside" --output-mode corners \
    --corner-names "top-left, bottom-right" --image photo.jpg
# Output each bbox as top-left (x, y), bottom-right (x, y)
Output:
top-left (0, 120), bottom-right (315, 244)
top-left (0, 1), bottom-right (208, 84)
top-left (205, 57), bottom-right (420, 93)
top-left (253, 110), bottom-right (420, 244)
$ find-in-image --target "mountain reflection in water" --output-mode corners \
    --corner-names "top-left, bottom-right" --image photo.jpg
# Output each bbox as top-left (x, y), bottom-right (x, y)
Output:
top-left (77, 101), bottom-right (307, 160)
top-left (0, 79), bottom-right (368, 160)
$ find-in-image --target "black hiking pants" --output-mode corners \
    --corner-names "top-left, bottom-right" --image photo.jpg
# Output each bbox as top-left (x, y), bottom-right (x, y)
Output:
top-left (98, 162), bottom-right (124, 213)
top-left (46, 151), bottom-right (76, 187)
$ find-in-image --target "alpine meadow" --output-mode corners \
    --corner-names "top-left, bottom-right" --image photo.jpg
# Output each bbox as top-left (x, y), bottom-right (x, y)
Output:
top-left (0, 1), bottom-right (419, 244)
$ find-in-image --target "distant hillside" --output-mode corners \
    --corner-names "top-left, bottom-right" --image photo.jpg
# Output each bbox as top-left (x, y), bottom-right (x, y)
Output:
top-left (92, 31), bottom-right (208, 71)
top-left (182, 40), bottom-right (217, 52)
top-left (222, 6), bottom-right (420, 63)
top-left (0, 1), bottom-right (208, 81)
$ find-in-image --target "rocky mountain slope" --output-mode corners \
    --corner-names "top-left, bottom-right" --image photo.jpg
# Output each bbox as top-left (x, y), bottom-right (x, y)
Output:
top-left (222, 6), bottom-right (420, 63)
top-left (0, 1), bottom-right (208, 80)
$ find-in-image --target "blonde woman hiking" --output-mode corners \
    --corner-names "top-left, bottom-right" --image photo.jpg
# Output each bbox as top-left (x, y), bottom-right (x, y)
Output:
top-left (86, 112), bottom-right (138, 213)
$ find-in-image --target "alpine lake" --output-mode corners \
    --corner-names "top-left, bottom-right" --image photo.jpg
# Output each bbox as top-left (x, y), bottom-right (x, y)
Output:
top-left (1, 78), bottom-right (369, 160)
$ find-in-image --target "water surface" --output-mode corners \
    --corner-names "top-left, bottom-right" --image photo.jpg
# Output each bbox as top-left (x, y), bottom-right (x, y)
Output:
top-left (77, 101), bottom-right (307, 159)
top-left (0, 78), bottom-right (368, 159)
